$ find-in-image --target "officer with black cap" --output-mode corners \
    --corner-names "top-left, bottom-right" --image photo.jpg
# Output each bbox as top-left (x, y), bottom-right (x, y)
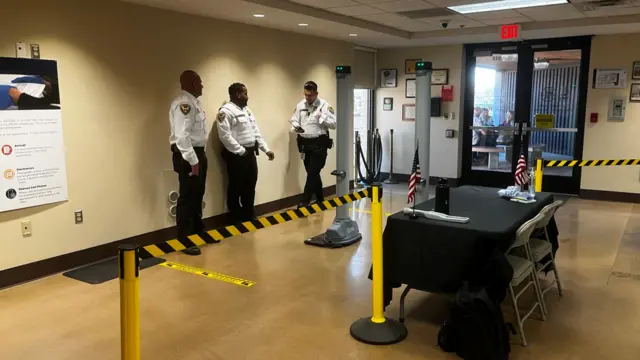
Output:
top-left (290, 81), bottom-right (336, 208)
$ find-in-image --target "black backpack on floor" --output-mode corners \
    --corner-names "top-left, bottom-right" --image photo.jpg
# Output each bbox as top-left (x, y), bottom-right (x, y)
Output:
top-left (438, 282), bottom-right (514, 360)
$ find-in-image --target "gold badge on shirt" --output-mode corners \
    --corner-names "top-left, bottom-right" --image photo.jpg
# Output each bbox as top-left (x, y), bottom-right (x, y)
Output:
top-left (180, 104), bottom-right (191, 115)
top-left (217, 112), bottom-right (225, 121)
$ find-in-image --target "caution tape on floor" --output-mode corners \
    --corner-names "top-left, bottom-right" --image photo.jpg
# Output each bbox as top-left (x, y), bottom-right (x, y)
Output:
top-left (160, 261), bottom-right (256, 287)
top-left (138, 188), bottom-right (370, 260)
top-left (544, 159), bottom-right (640, 167)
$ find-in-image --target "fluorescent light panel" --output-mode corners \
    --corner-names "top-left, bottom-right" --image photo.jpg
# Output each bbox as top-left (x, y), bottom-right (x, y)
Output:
top-left (448, 0), bottom-right (567, 14)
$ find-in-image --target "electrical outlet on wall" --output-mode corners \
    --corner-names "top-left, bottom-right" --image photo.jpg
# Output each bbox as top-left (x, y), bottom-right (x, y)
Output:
top-left (75, 210), bottom-right (83, 224)
top-left (30, 44), bottom-right (40, 59)
top-left (21, 221), bottom-right (32, 237)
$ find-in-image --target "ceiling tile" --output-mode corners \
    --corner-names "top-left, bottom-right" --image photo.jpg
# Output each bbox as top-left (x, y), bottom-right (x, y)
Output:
top-left (420, 14), bottom-right (485, 29)
top-left (580, 5), bottom-right (640, 17)
top-left (370, 0), bottom-right (435, 12)
top-left (516, 4), bottom-right (585, 21)
top-left (465, 9), bottom-right (523, 20)
top-left (357, 12), bottom-right (410, 24)
top-left (327, 4), bottom-right (386, 15)
top-left (480, 16), bottom-right (533, 25)
top-left (425, 0), bottom-right (496, 7)
top-left (353, 0), bottom-right (396, 3)
top-left (394, 19), bottom-right (443, 31)
top-left (290, 0), bottom-right (358, 8)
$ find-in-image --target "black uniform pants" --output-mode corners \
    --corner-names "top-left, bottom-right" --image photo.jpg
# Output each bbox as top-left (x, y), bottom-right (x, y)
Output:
top-left (172, 145), bottom-right (207, 239)
top-left (301, 137), bottom-right (328, 203)
top-left (223, 147), bottom-right (258, 222)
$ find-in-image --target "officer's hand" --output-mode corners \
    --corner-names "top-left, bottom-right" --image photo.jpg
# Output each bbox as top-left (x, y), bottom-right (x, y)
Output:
top-left (266, 151), bottom-right (275, 161)
top-left (189, 163), bottom-right (200, 176)
top-left (295, 126), bottom-right (305, 133)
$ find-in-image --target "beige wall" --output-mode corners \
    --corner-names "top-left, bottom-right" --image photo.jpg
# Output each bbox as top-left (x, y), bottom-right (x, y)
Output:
top-left (0, 0), bottom-right (353, 270)
top-left (376, 45), bottom-right (464, 179)
top-left (583, 34), bottom-right (640, 194)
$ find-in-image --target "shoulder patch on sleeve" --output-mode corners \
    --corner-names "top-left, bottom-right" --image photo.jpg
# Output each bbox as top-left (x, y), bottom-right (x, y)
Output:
top-left (179, 103), bottom-right (191, 115)
top-left (217, 111), bottom-right (226, 121)
top-left (328, 106), bottom-right (335, 114)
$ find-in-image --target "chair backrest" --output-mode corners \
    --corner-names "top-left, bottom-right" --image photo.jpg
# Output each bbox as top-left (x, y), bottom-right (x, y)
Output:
top-left (535, 200), bottom-right (564, 229)
top-left (511, 213), bottom-right (544, 250)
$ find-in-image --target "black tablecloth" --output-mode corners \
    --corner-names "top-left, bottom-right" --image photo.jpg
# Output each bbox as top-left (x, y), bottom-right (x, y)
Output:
top-left (374, 185), bottom-right (558, 306)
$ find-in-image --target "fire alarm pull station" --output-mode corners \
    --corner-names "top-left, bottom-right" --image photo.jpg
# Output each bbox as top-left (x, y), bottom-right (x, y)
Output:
top-left (590, 113), bottom-right (598, 123)
top-left (442, 85), bottom-right (454, 102)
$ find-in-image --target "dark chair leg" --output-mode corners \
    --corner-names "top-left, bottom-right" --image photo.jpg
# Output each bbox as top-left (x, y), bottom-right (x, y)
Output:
top-left (399, 286), bottom-right (412, 323)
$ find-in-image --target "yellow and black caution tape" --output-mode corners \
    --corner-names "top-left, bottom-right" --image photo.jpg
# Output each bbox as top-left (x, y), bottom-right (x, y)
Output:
top-left (138, 188), bottom-right (370, 260)
top-left (160, 261), bottom-right (256, 287)
top-left (544, 159), bottom-right (639, 167)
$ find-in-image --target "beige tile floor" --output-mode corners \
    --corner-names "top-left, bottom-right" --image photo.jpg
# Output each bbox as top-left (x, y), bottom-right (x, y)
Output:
top-left (1, 185), bottom-right (639, 359)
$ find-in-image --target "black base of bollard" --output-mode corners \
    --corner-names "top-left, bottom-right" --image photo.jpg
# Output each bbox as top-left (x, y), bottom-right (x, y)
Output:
top-left (350, 317), bottom-right (408, 345)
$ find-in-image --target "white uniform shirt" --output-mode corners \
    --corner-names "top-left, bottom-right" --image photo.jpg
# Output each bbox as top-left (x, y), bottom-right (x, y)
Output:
top-left (290, 97), bottom-right (337, 138)
top-left (217, 102), bottom-right (270, 155)
top-left (169, 90), bottom-right (208, 166)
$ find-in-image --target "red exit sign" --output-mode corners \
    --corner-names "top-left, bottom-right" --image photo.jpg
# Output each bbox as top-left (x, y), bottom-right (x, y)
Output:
top-left (500, 24), bottom-right (520, 40)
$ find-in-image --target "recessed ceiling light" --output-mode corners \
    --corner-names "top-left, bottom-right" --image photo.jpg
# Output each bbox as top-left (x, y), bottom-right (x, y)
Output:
top-left (448, 0), bottom-right (567, 14)
top-left (349, 33), bottom-right (358, 37)
top-left (253, 14), bottom-right (265, 18)
top-left (298, 23), bottom-right (308, 27)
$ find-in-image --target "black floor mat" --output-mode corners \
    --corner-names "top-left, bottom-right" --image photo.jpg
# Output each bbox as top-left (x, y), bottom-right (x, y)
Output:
top-left (63, 256), bottom-right (166, 284)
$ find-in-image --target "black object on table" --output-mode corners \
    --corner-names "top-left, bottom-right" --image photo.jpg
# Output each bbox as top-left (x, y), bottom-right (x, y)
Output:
top-left (369, 185), bottom-right (559, 313)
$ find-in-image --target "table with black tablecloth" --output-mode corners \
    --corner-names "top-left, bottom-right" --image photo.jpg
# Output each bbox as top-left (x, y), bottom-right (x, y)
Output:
top-left (374, 185), bottom-right (559, 308)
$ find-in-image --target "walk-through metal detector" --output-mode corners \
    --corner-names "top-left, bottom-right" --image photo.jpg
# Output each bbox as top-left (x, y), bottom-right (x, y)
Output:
top-left (415, 61), bottom-right (432, 198)
top-left (304, 65), bottom-right (362, 248)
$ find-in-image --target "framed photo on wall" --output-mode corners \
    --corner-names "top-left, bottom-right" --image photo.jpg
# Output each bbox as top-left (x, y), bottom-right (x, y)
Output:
top-left (383, 97), bottom-right (393, 111)
top-left (380, 69), bottom-right (397, 88)
top-left (405, 78), bottom-right (416, 98)
top-left (402, 104), bottom-right (416, 121)
top-left (633, 62), bottom-right (640, 80)
top-left (405, 59), bottom-right (420, 74)
top-left (630, 83), bottom-right (640, 102)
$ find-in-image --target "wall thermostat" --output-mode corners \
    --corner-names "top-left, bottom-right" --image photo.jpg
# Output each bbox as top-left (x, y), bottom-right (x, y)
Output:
top-left (608, 96), bottom-right (626, 121)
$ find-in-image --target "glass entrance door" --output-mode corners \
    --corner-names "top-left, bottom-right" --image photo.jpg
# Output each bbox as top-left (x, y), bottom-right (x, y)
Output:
top-left (462, 36), bottom-right (591, 194)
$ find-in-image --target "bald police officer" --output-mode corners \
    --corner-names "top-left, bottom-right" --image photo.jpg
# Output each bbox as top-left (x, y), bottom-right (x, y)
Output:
top-left (217, 83), bottom-right (274, 223)
top-left (290, 81), bottom-right (336, 208)
top-left (169, 70), bottom-right (219, 256)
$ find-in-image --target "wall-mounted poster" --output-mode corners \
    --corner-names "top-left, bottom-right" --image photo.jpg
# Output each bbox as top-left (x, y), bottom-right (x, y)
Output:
top-left (592, 68), bottom-right (628, 89)
top-left (432, 69), bottom-right (449, 85)
top-left (405, 59), bottom-right (420, 74)
top-left (633, 62), bottom-right (640, 80)
top-left (405, 78), bottom-right (416, 98)
top-left (402, 104), bottom-right (416, 121)
top-left (0, 57), bottom-right (68, 212)
top-left (380, 69), bottom-right (397, 88)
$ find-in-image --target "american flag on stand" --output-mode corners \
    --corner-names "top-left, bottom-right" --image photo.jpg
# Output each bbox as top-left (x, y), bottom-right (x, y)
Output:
top-left (514, 154), bottom-right (530, 186)
top-left (408, 146), bottom-right (421, 204)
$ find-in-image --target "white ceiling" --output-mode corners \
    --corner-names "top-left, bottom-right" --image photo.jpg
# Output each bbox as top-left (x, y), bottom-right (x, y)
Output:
top-left (120, 0), bottom-right (640, 48)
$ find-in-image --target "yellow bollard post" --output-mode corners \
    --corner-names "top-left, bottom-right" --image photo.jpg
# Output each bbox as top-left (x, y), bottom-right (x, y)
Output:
top-left (119, 244), bottom-right (140, 360)
top-left (350, 183), bottom-right (407, 345)
top-left (535, 159), bottom-right (543, 193)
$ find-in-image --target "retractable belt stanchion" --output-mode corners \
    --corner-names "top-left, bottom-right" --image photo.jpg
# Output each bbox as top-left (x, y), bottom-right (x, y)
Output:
top-left (384, 129), bottom-right (398, 184)
top-left (119, 244), bottom-right (140, 360)
top-left (535, 159), bottom-right (543, 193)
top-left (350, 183), bottom-right (407, 344)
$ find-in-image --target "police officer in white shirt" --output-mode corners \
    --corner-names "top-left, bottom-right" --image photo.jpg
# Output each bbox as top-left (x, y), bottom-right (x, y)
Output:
top-left (290, 81), bottom-right (336, 208)
top-left (217, 82), bottom-right (275, 222)
top-left (169, 70), bottom-right (219, 256)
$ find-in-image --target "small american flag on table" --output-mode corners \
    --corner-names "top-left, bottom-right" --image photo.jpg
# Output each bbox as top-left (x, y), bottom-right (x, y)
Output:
top-left (514, 154), bottom-right (530, 187)
top-left (408, 146), bottom-right (421, 204)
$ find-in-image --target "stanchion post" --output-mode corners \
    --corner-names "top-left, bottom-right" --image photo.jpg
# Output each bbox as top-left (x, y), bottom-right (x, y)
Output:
top-left (535, 158), bottom-right (543, 193)
top-left (119, 244), bottom-right (140, 360)
top-left (350, 183), bottom-right (407, 345)
top-left (384, 129), bottom-right (398, 184)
